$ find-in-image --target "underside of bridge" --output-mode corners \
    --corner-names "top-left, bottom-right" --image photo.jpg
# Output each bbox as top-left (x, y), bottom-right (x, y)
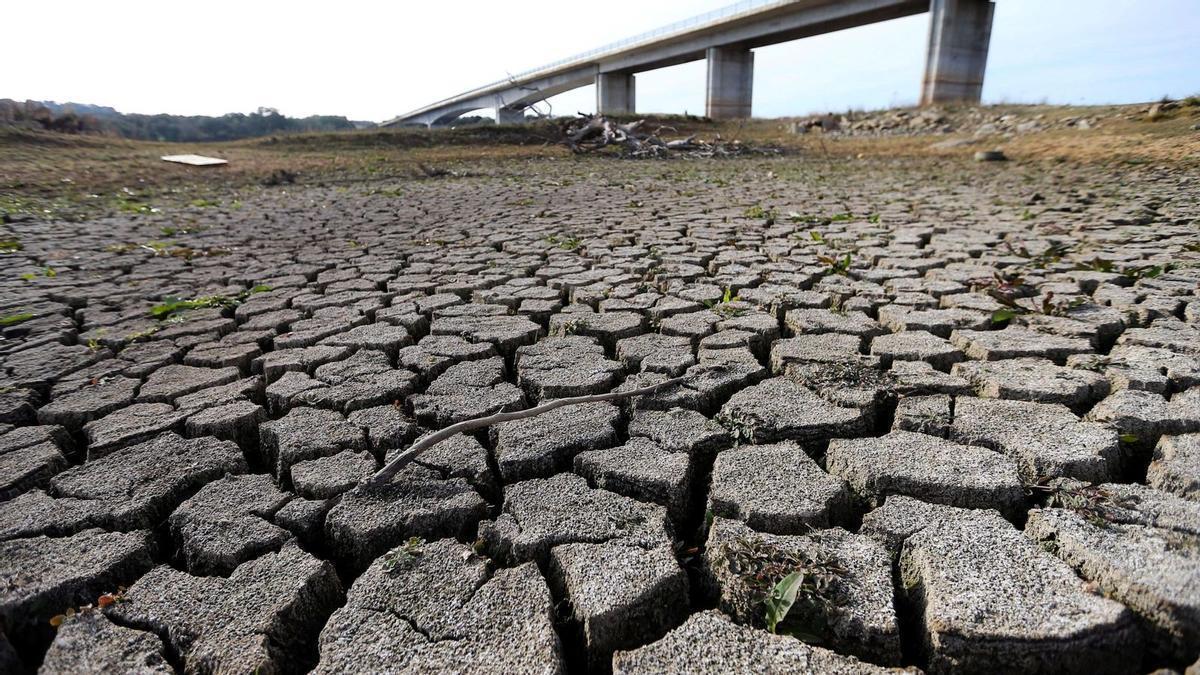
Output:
top-left (386, 0), bottom-right (995, 127)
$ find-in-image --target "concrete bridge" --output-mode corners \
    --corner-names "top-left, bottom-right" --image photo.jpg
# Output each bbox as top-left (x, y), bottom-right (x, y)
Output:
top-left (383, 0), bottom-right (994, 127)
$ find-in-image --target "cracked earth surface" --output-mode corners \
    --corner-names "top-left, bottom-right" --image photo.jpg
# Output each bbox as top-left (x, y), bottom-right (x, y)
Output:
top-left (1, 154), bottom-right (1199, 674)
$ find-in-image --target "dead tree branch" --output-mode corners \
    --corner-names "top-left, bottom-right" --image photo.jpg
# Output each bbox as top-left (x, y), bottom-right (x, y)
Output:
top-left (555, 113), bottom-right (779, 158)
top-left (365, 372), bottom-right (696, 487)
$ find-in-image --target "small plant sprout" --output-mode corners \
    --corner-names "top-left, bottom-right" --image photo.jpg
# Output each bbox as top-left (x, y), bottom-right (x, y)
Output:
top-left (765, 571), bottom-right (804, 634)
top-left (382, 537), bottom-right (426, 572)
top-left (743, 205), bottom-right (774, 221)
top-left (817, 252), bottom-right (853, 276)
top-left (719, 536), bottom-right (848, 638)
top-left (990, 290), bottom-right (1087, 324)
top-left (1119, 263), bottom-right (1172, 281)
top-left (1030, 479), bottom-right (1138, 529)
top-left (1004, 240), bottom-right (1072, 268)
top-left (554, 317), bottom-right (582, 337)
top-left (49, 587), bottom-right (128, 627)
top-left (140, 241), bottom-right (175, 255)
top-left (715, 408), bottom-right (760, 446)
top-left (22, 267), bottom-right (57, 281)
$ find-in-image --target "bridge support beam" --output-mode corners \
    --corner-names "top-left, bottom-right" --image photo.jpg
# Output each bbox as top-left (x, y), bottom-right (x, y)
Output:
top-left (921, 0), bottom-right (993, 105)
top-left (596, 72), bottom-right (636, 115)
top-left (496, 105), bottom-right (525, 125)
top-left (705, 46), bottom-right (754, 120)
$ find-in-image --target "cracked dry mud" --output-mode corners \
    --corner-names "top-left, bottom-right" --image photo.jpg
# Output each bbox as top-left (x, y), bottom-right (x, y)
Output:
top-left (1, 153), bottom-right (1199, 675)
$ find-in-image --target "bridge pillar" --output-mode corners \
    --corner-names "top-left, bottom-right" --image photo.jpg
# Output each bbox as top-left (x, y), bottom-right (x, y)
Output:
top-left (705, 46), bottom-right (754, 120)
top-left (596, 72), bottom-right (636, 115)
top-left (496, 106), bottom-right (525, 125)
top-left (921, 0), bottom-right (994, 105)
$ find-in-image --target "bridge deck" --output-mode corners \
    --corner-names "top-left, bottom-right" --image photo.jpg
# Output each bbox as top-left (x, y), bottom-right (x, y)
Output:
top-left (384, 0), bottom-right (928, 126)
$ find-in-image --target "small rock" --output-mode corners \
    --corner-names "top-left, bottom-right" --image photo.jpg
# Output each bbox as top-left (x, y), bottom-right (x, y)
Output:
top-left (575, 437), bottom-right (693, 523)
top-left (974, 149), bottom-right (1007, 161)
top-left (1025, 481), bottom-right (1200, 661)
top-left (951, 397), bottom-right (1120, 483)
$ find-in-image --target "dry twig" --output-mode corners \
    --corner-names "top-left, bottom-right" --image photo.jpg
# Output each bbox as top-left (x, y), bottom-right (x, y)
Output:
top-left (365, 372), bottom-right (698, 487)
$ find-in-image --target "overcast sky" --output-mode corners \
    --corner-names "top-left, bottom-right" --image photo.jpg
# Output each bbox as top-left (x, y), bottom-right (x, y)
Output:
top-left (6, 0), bottom-right (1198, 122)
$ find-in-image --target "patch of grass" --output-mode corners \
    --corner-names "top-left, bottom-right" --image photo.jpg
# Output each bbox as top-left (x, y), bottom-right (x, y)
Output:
top-left (1119, 263), bottom-right (1172, 281)
top-left (111, 193), bottom-right (157, 214)
top-left (0, 312), bottom-right (34, 327)
top-left (546, 234), bottom-right (582, 251)
top-left (1033, 480), bottom-right (1140, 529)
top-left (989, 291), bottom-right (1087, 324)
top-left (0, 238), bottom-right (22, 253)
top-left (744, 205), bottom-right (776, 223)
top-left (23, 266), bottom-right (58, 281)
top-left (786, 212), bottom-right (825, 225)
top-left (140, 240), bottom-right (175, 254)
top-left (148, 284), bottom-right (271, 320)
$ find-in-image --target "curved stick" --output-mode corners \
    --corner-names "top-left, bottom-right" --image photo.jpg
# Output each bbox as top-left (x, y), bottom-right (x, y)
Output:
top-left (364, 373), bottom-right (692, 488)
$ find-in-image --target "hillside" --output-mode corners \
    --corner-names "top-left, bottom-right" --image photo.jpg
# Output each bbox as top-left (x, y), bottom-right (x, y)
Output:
top-left (0, 99), bottom-right (372, 142)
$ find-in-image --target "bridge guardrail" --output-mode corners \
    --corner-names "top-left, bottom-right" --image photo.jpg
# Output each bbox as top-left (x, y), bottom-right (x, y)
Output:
top-left (403, 0), bottom-right (794, 117)
top-left (483, 0), bottom-right (787, 87)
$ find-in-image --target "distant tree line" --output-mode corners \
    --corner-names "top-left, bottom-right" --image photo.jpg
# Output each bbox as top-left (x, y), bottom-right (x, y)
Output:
top-left (0, 100), bottom-right (370, 141)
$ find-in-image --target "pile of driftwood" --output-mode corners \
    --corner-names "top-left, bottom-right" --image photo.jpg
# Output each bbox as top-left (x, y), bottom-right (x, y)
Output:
top-left (556, 114), bottom-right (775, 158)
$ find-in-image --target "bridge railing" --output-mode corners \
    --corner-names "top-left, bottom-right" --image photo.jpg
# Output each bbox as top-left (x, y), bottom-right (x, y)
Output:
top-left (394, 0), bottom-right (794, 119)
top-left (480, 0), bottom-right (789, 88)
